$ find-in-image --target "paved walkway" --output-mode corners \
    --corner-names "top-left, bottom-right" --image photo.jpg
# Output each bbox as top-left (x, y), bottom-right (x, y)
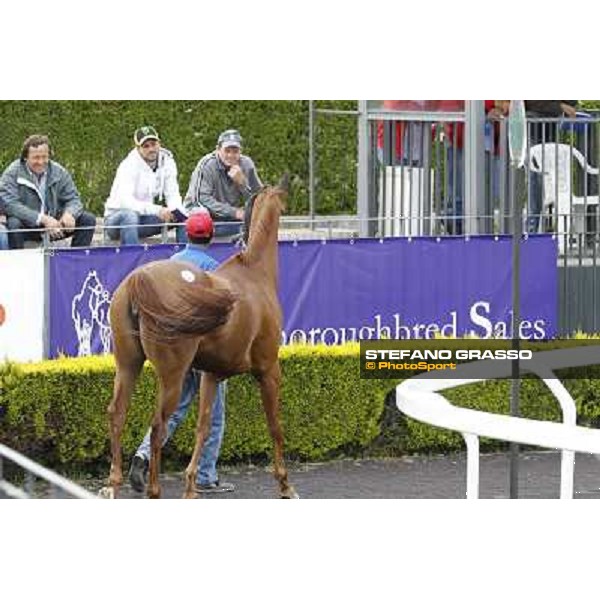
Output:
top-left (74, 451), bottom-right (600, 499)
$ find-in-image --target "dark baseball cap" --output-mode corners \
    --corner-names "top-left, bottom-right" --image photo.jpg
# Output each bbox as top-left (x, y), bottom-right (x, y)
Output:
top-left (134, 125), bottom-right (160, 146)
top-left (186, 211), bottom-right (214, 239)
top-left (217, 129), bottom-right (243, 148)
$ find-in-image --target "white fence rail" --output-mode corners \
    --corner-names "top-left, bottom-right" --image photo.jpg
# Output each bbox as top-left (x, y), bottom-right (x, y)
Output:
top-left (395, 346), bottom-right (600, 499)
top-left (0, 442), bottom-right (96, 499)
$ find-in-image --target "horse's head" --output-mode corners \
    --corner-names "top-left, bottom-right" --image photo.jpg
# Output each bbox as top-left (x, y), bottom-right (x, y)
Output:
top-left (242, 175), bottom-right (288, 245)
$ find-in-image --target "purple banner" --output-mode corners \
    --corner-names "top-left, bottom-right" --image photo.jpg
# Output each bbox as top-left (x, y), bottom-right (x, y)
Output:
top-left (48, 236), bottom-right (557, 358)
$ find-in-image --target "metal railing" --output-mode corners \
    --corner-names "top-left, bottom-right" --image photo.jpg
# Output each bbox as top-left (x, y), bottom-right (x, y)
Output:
top-left (0, 217), bottom-right (365, 250)
top-left (395, 346), bottom-right (600, 499)
top-left (0, 442), bottom-right (96, 499)
top-left (372, 113), bottom-right (600, 247)
top-left (3, 215), bottom-right (600, 336)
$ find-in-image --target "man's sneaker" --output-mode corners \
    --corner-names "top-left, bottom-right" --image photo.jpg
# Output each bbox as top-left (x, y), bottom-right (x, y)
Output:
top-left (128, 455), bottom-right (148, 493)
top-left (196, 480), bottom-right (236, 494)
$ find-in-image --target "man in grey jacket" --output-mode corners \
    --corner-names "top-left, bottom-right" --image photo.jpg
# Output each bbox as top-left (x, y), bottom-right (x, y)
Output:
top-left (0, 134), bottom-right (96, 249)
top-left (184, 129), bottom-right (262, 237)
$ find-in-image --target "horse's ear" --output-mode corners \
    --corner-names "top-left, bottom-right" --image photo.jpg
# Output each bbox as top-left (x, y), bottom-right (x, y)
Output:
top-left (277, 173), bottom-right (290, 193)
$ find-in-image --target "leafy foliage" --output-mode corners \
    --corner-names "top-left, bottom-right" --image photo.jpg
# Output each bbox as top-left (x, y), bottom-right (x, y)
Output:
top-left (0, 347), bottom-right (390, 468)
top-left (0, 100), bottom-right (358, 217)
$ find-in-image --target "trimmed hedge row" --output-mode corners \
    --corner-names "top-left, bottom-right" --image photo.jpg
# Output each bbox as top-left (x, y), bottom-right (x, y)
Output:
top-left (0, 100), bottom-right (358, 217)
top-left (0, 345), bottom-right (393, 468)
top-left (2, 342), bottom-right (600, 471)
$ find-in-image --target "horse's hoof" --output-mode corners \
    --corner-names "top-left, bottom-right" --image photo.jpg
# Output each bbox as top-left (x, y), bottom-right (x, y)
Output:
top-left (147, 488), bottom-right (161, 499)
top-left (281, 488), bottom-right (300, 499)
top-left (98, 486), bottom-right (115, 499)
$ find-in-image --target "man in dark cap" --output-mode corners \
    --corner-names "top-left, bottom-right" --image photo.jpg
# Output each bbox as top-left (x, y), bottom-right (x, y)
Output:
top-left (184, 129), bottom-right (262, 237)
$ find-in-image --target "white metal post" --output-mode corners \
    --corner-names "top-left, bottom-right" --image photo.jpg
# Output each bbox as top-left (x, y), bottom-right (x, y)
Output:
top-left (357, 100), bottom-right (370, 238)
top-left (464, 101), bottom-right (486, 234)
top-left (463, 433), bottom-right (480, 499)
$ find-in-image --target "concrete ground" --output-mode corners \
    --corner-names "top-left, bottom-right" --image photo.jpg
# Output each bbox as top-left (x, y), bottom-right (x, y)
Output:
top-left (69, 450), bottom-right (600, 499)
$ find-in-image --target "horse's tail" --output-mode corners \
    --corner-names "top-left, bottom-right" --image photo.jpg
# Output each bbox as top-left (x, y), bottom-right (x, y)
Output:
top-left (127, 266), bottom-right (235, 342)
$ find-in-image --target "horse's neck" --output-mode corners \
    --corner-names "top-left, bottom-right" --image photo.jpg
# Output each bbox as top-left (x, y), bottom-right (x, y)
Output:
top-left (244, 206), bottom-right (280, 287)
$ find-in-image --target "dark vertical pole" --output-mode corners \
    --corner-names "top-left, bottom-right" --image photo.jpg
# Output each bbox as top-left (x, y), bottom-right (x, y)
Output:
top-left (308, 100), bottom-right (315, 227)
top-left (510, 159), bottom-right (521, 499)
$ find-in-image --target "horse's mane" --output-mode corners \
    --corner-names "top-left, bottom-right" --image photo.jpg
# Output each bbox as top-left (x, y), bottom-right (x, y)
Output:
top-left (243, 186), bottom-right (284, 263)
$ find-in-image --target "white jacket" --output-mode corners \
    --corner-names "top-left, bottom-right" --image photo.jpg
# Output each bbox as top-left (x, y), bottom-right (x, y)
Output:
top-left (104, 147), bottom-right (183, 216)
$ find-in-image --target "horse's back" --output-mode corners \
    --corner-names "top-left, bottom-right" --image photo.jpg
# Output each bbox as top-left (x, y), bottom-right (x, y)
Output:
top-left (136, 259), bottom-right (232, 295)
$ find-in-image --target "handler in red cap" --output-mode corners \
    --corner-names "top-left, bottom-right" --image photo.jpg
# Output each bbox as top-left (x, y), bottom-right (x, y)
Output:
top-left (129, 210), bottom-right (235, 494)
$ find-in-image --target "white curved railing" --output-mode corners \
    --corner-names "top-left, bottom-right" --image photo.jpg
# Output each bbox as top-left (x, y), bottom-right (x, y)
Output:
top-left (395, 346), bottom-right (600, 499)
top-left (0, 442), bottom-right (96, 499)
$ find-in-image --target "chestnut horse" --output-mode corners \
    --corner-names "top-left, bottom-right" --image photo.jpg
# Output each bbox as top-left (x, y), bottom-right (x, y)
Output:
top-left (105, 177), bottom-right (297, 499)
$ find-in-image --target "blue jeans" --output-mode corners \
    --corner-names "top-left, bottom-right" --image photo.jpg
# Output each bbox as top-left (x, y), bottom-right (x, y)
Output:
top-left (0, 224), bottom-right (8, 250)
top-left (135, 370), bottom-right (226, 485)
top-left (215, 221), bottom-right (243, 238)
top-left (105, 209), bottom-right (187, 245)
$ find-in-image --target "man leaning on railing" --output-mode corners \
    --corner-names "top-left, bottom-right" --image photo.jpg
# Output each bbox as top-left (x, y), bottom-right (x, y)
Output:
top-left (0, 134), bottom-right (96, 250)
top-left (103, 125), bottom-right (188, 245)
top-left (184, 129), bottom-right (262, 238)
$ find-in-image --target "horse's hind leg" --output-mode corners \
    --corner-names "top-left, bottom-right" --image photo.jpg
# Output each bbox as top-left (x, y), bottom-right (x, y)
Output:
top-left (183, 373), bottom-right (218, 499)
top-left (103, 283), bottom-right (145, 498)
top-left (258, 363), bottom-right (299, 499)
top-left (145, 340), bottom-right (198, 499)
top-left (107, 357), bottom-right (143, 496)
top-left (146, 371), bottom-right (188, 499)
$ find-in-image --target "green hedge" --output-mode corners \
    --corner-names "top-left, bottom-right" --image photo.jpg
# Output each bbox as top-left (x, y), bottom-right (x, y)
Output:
top-left (0, 100), bottom-right (358, 217)
top-left (2, 342), bottom-right (600, 471)
top-left (0, 344), bottom-right (392, 469)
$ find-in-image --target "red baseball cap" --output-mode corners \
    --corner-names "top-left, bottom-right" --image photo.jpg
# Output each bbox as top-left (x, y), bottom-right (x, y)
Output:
top-left (185, 211), bottom-right (214, 239)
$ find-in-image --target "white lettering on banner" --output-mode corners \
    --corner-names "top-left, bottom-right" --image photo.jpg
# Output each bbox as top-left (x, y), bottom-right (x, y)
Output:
top-left (280, 301), bottom-right (549, 345)
top-left (288, 329), bottom-right (307, 344)
top-left (373, 314), bottom-right (391, 339)
top-left (71, 270), bottom-right (113, 356)
top-left (321, 327), bottom-right (339, 345)
top-left (0, 249), bottom-right (45, 362)
top-left (308, 328), bottom-right (321, 344)
top-left (358, 326), bottom-right (375, 340)
top-left (468, 301), bottom-right (547, 340)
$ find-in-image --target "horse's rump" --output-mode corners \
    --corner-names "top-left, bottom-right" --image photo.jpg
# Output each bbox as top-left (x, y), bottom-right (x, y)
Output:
top-left (127, 262), bottom-right (235, 342)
